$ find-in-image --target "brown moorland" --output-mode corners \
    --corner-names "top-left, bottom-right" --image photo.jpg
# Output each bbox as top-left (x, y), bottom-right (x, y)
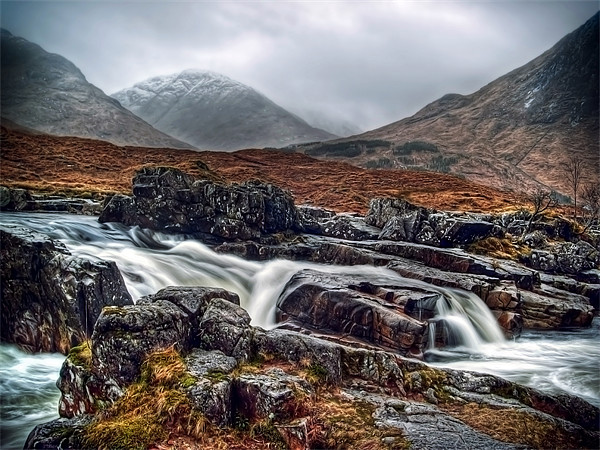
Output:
top-left (0, 126), bottom-right (526, 214)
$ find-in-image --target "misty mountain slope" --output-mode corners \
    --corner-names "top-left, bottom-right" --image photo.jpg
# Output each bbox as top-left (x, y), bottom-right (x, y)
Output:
top-left (311, 13), bottom-right (599, 196)
top-left (0, 29), bottom-right (192, 149)
top-left (112, 70), bottom-right (336, 151)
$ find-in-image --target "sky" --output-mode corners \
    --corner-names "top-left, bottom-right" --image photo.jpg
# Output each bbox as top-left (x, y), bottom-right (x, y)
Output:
top-left (1, 1), bottom-right (598, 133)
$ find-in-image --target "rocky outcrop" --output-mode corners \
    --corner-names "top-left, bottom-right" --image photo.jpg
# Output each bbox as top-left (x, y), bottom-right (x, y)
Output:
top-left (277, 269), bottom-right (432, 357)
top-left (0, 225), bottom-right (132, 354)
top-left (0, 186), bottom-right (103, 215)
top-left (366, 197), bottom-right (503, 248)
top-left (99, 167), bottom-right (301, 239)
top-left (27, 286), bottom-right (599, 450)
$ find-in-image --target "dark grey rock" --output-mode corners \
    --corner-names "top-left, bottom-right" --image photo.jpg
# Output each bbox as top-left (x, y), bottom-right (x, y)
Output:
top-left (276, 269), bottom-right (430, 356)
top-left (0, 225), bottom-right (132, 354)
top-left (373, 401), bottom-right (523, 450)
top-left (99, 167), bottom-right (301, 240)
top-left (24, 415), bottom-right (93, 450)
top-left (198, 298), bottom-right (253, 361)
top-left (234, 367), bottom-right (313, 421)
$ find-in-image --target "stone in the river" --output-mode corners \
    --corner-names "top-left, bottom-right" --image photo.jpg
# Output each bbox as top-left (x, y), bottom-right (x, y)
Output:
top-left (99, 166), bottom-right (301, 239)
top-left (0, 225), bottom-right (132, 354)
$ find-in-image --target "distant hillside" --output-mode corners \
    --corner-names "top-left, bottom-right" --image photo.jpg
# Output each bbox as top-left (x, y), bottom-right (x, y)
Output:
top-left (112, 70), bottom-right (336, 151)
top-left (298, 13), bottom-right (599, 197)
top-left (0, 29), bottom-right (192, 149)
top-left (0, 125), bottom-right (524, 214)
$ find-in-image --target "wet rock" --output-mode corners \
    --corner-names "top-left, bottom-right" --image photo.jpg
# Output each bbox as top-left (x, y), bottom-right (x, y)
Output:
top-left (387, 258), bottom-right (499, 301)
top-left (527, 240), bottom-right (599, 275)
top-left (0, 186), bottom-right (33, 211)
top-left (0, 225), bottom-right (132, 354)
top-left (368, 241), bottom-right (539, 290)
top-left (518, 289), bottom-right (593, 328)
top-left (341, 347), bottom-right (406, 393)
top-left (379, 209), bottom-right (427, 241)
top-left (366, 197), bottom-right (426, 229)
top-left (91, 300), bottom-right (190, 387)
top-left (198, 298), bottom-right (253, 361)
top-left (235, 367), bottom-right (313, 421)
top-left (315, 213), bottom-right (380, 241)
top-left (277, 269), bottom-right (429, 356)
top-left (254, 329), bottom-right (344, 384)
top-left (578, 269), bottom-right (600, 283)
top-left (24, 415), bottom-right (92, 450)
top-left (366, 197), bottom-right (502, 248)
top-left (522, 230), bottom-right (548, 248)
top-left (139, 286), bottom-right (241, 347)
top-left (492, 310), bottom-right (523, 339)
top-left (99, 167), bottom-right (301, 239)
top-left (185, 349), bottom-right (238, 427)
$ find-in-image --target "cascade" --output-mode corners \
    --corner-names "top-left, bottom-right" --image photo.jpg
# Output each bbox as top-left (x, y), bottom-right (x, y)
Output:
top-left (0, 211), bottom-right (598, 450)
top-left (426, 287), bottom-right (505, 351)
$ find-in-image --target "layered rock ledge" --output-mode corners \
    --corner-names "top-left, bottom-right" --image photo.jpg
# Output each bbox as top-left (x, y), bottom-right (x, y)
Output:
top-left (26, 286), bottom-right (599, 450)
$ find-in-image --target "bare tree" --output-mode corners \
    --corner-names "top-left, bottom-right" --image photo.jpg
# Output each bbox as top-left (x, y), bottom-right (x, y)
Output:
top-left (564, 155), bottom-right (585, 219)
top-left (526, 188), bottom-right (559, 233)
top-left (580, 182), bottom-right (600, 232)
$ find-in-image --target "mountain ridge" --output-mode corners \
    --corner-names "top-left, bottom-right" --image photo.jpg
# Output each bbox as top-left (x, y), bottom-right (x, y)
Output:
top-left (112, 69), bottom-right (337, 151)
top-left (0, 29), bottom-right (193, 149)
top-left (300, 12), bottom-right (599, 197)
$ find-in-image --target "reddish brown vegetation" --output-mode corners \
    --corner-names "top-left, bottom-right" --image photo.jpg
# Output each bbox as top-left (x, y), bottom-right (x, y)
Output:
top-left (0, 127), bottom-right (525, 214)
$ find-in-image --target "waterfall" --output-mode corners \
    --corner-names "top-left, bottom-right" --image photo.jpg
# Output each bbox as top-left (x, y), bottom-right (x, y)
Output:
top-left (0, 211), bottom-right (598, 450)
top-left (427, 287), bottom-right (505, 350)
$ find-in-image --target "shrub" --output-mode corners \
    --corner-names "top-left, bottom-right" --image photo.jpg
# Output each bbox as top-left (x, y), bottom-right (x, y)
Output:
top-left (394, 141), bottom-right (439, 155)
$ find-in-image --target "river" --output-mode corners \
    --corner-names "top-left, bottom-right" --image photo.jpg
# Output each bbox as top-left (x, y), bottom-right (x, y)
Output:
top-left (1, 212), bottom-right (598, 448)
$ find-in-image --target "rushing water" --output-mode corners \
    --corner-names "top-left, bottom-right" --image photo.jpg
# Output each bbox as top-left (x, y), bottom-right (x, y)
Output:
top-left (1, 212), bottom-right (598, 448)
top-left (0, 345), bottom-right (64, 449)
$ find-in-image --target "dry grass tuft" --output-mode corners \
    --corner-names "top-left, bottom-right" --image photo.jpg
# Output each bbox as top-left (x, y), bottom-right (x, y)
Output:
top-left (468, 236), bottom-right (530, 261)
top-left (443, 402), bottom-right (595, 449)
top-left (83, 346), bottom-right (205, 450)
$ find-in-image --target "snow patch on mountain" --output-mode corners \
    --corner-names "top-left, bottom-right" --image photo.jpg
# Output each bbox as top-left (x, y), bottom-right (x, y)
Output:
top-left (113, 70), bottom-right (336, 151)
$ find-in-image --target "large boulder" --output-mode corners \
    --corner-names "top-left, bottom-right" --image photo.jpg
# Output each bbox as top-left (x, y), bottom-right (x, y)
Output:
top-left (99, 167), bottom-right (301, 240)
top-left (0, 225), bottom-right (132, 354)
top-left (276, 269), bottom-right (431, 357)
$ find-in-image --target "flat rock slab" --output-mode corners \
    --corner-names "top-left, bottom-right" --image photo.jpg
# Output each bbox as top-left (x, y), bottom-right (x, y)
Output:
top-left (373, 400), bottom-right (525, 450)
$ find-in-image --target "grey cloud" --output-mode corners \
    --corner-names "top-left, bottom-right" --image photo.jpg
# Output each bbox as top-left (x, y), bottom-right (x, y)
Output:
top-left (1, 1), bottom-right (598, 131)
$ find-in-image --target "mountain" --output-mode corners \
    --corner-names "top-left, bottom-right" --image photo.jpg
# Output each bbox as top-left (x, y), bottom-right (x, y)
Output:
top-left (0, 29), bottom-right (192, 149)
top-left (112, 70), bottom-right (336, 151)
top-left (302, 13), bottom-right (599, 196)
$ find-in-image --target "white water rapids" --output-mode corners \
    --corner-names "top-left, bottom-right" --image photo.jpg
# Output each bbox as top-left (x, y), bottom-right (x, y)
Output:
top-left (1, 212), bottom-right (598, 448)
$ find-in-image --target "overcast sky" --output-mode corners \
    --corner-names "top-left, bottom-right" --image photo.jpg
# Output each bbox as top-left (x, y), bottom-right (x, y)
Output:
top-left (1, 1), bottom-right (598, 132)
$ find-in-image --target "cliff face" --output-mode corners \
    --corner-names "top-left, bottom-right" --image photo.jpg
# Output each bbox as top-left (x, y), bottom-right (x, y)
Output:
top-left (0, 29), bottom-right (192, 149)
top-left (309, 13), bottom-right (599, 196)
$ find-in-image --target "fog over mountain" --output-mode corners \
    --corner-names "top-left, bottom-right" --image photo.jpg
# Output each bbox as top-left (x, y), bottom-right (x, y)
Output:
top-left (112, 70), bottom-right (336, 151)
